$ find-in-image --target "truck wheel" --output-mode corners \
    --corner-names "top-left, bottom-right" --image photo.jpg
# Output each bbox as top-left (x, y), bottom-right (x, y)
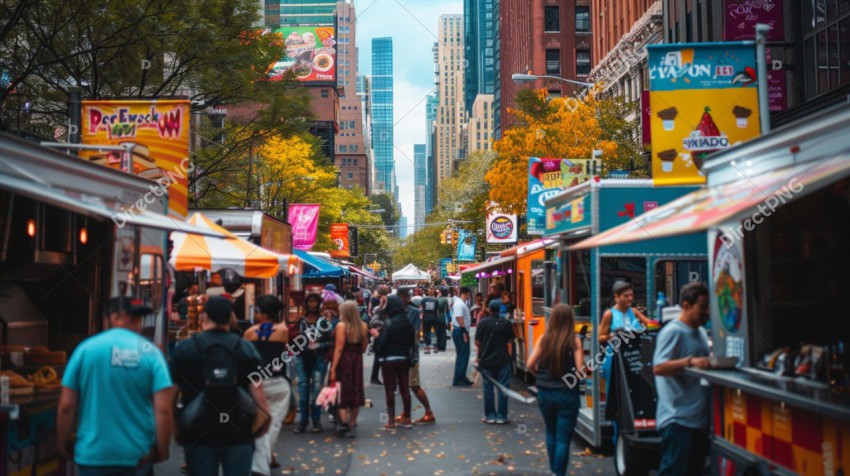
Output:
top-left (614, 435), bottom-right (650, 476)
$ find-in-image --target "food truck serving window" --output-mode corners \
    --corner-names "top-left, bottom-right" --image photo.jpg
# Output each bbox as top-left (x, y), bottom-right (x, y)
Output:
top-left (655, 260), bottom-right (708, 306)
top-left (531, 260), bottom-right (545, 316)
top-left (566, 250), bottom-right (591, 318)
top-left (600, 257), bottom-right (647, 310)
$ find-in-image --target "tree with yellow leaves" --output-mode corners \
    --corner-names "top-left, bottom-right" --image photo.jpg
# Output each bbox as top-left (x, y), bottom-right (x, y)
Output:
top-left (486, 88), bottom-right (645, 215)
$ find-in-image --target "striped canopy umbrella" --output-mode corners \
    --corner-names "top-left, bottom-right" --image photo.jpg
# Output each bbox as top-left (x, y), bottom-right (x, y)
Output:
top-left (170, 212), bottom-right (296, 278)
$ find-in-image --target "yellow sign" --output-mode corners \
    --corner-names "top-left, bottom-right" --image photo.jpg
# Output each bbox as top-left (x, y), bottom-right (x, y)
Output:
top-left (542, 171), bottom-right (562, 189)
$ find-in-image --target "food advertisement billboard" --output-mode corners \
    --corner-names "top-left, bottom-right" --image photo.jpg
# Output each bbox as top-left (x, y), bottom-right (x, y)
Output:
top-left (648, 42), bottom-right (761, 186)
top-left (267, 27), bottom-right (336, 83)
top-left (80, 99), bottom-right (190, 218)
top-left (527, 157), bottom-right (569, 235)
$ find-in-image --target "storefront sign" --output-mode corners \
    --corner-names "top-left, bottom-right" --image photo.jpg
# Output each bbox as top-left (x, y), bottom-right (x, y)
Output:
top-left (486, 206), bottom-right (517, 244)
top-left (267, 26), bottom-right (336, 83)
top-left (724, 0), bottom-right (784, 42)
top-left (288, 204), bottom-right (320, 251)
top-left (80, 99), bottom-right (190, 218)
top-left (330, 223), bottom-right (350, 258)
top-left (648, 43), bottom-right (761, 186)
top-left (545, 192), bottom-right (591, 237)
top-left (457, 230), bottom-right (476, 262)
top-left (528, 157), bottom-right (568, 234)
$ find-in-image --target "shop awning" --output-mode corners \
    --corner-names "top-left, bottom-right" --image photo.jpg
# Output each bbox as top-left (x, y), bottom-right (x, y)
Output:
top-left (170, 213), bottom-right (296, 278)
top-left (0, 172), bottom-right (225, 237)
top-left (571, 154), bottom-right (850, 250)
top-left (295, 249), bottom-right (347, 278)
top-left (348, 265), bottom-right (381, 281)
top-left (462, 256), bottom-right (514, 275)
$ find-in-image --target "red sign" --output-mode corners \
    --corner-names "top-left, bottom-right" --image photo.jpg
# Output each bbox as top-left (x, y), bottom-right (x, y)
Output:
top-left (330, 223), bottom-right (350, 259)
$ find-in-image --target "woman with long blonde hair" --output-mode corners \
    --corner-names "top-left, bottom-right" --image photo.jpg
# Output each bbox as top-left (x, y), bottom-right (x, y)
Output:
top-left (329, 301), bottom-right (368, 437)
top-left (526, 304), bottom-right (586, 476)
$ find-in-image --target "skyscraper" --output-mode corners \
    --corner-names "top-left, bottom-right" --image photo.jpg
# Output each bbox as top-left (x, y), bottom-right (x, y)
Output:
top-left (435, 15), bottom-right (465, 188)
top-left (467, 94), bottom-right (494, 153)
top-left (464, 0), bottom-right (495, 113)
top-left (335, 2), bottom-right (369, 193)
top-left (265, 0), bottom-right (337, 28)
top-left (425, 94), bottom-right (438, 214)
top-left (371, 37), bottom-right (396, 199)
top-left (414, 144), bottom-right (426, 230)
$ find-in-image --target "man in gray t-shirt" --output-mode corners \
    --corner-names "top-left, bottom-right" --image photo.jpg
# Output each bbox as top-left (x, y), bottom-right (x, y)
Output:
top-left (652, 282), bottom-right (711, 476)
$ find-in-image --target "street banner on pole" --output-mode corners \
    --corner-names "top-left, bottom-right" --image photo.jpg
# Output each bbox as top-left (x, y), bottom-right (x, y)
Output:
top-left (457, 230), bottom-right (476, 261)
top-left (527, 157), bottom-right (569, 234)
top-left (486, 205), bottom-right (517, 244)
top-left (439, 257), bottom-right (452, 279)
top-left (80, 99), bottom-right (190, 218)
top-left (348, 226), bottom-right (358, 257)
top-left (648, 42), bottom-right (761, 186)
top-left (330, 223), bottom-right (350, 258)
top-left (288, 204), bottom-right (320, 251)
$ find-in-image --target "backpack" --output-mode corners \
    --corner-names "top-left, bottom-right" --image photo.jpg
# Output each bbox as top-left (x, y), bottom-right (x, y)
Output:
top-left (177, 332), bottom-right (257, 443)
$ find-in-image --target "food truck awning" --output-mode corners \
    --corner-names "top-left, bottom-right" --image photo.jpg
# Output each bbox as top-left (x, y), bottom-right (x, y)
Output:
top-left (295, 249), bottom-right (347, 278)
top-left (500, 238), bottom-right (556, 257)
top-left (170, 213), bottom-right (296, 278)
top-left (348, 265), bottom-right (381, 281)
top-left (0, 172), bottom-right (225, 238)
top-left (570, 153), bottom-right (850, 250)
top-left (462, 256), bottom-right (514, 275)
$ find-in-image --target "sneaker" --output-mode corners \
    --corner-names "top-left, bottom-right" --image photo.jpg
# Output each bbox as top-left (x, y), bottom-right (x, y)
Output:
top-left (424, 348), bottom-right (431, 355)
top-left (337, 424), bottom-right (350, 437)
top-left (345, 427), bottom-right (357, 438)
top-left (453, 381), bottom-right (473, 387)
top-left (382, 423), bottom-right (397, 431)
top-left (398, 417), bottom-right (413, 429)
top-left (312, 423), bottom-right (323, 433)
top-left (495, 418), bottom-right (510, 425)
top-left (293, 422), bottom-right (308, 434)
top-left (414, 412), bottom-right (436, 425)
top-left (481, 417), bottom-right (496, 424)
top-left (395, 412), bottom-right (410, 423)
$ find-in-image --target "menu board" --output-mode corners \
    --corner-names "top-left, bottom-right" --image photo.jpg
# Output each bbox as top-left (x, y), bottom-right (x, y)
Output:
top-left (606, 331), bottom-right (659, 431)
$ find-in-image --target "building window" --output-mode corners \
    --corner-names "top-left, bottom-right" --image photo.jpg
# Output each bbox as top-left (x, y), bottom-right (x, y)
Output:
top-left (544, 6), bottom-right (560, 32)
top-left (576, 50), bottom-right (591, 75)
top-left (348, 172), bottom-right (353, 179)
top-left (340, 145), bottom-right (347, 152)
top-left (321, 89), bottom-right (329, 98)
top-left (546, 49), bottom-right (561, 75)
top-left (576, 6), bottom-right (590, 33)
top-left (802, 4), bottom-right (850, 98)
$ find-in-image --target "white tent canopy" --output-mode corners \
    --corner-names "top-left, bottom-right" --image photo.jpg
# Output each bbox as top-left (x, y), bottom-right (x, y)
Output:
top-left (392, 263), bottom-right (431, 282)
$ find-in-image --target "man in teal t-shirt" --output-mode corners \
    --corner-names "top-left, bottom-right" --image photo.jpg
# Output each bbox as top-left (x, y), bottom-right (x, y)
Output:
top-left (58, 297), bottom-right (174, 476)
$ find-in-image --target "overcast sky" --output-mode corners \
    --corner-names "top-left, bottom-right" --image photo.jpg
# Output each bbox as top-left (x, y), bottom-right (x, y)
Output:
top-left (354, 0), bottom-right (463, 232)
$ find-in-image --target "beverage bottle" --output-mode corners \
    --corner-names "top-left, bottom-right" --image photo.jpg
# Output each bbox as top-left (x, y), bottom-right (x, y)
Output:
top-left (655, 292), bottom-right (666, 320)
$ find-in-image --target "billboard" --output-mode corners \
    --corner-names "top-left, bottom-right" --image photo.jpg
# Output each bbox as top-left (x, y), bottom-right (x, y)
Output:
top-left (330, 223), bottom-right (350, 259)
top-left (80, 99), bottom-right (190, 218)
top-left (486, 206), bottom-right (518, 244)
top-left (648, 43), bottom-right (761, 186)
top-left (267, 27), bottom-right (336, 83)
top-left (288, 204), bottom-right (320, 251)
top-left (527, 158), bottom-right (569, 235)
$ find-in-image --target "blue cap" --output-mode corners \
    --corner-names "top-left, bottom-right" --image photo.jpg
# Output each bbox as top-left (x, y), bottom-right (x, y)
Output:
top-left (488, 300), bottom-right (502, 313)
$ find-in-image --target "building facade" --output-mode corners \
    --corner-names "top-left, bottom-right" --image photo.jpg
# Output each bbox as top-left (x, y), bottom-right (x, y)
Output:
top-left (494, 0), bottom-right (592, 137)
top-left (371, 37), bottom-right (396, 198)
top-left (435, 14), bottom-right (466, 188)
top-left (413, 144), bottom-right (427, 230)
top-left (425, 94), bottom-right (438, 214)
top-left (335, 2), bottom-right (369, 193)
top-left (467, 94), bottom-right (494, 153)
top-left (266, 0), bottom-right (338, 28)
top-left (356, 74), bottom-right (374, 193)
top-left (464, 0), bottom-right (496, 114)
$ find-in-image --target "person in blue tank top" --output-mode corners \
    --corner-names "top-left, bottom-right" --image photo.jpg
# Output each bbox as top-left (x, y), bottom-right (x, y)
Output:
top-left (599, 281), bottom-right (650, 397)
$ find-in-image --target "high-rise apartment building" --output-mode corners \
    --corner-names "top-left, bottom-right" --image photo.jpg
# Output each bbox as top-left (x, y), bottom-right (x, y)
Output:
top-left (464, 0), bottom-right (496, 113)
top-left (494, 0), bottom-right (592, 137)
top-left (265, 0), bottom-right (337, 28)
top-left (435, 14), bottom-right (465, 188)
top-left (425, 94), bottom-right (438, 214)
top-left (371, 37), bottom-right (396, 199)
top-left (335, 2), bottom-right (369, 193)
top-left (357, 74), bottom-right (374, 192)
top-left (413, 144), bottom-right (427, 230)
top-left (467, 94), bottom-right (494, 153)
top-left (399, 216), bottom-right (409, 239)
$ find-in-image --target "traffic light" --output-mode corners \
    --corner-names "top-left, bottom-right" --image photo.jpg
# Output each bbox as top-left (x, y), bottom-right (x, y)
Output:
top-left (440, 230), bottom-right (447, 244)
top-left (452, 231), bottom-right (459, 245)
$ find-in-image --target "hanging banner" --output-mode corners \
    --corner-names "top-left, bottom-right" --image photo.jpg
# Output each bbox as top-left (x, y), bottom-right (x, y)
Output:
top-left (288, 204), bottom-right (320, 251)
top-left (456, 230), bottom-right (476, 261)
top-left (439, 257), bottom-right (452, 279)
top-left (527, 157), bottom-right (569, 234)
top-left (329, 223), bottom-right (350, 258)
top-left (648, 42), bottom-right (761, 186)
top-left (348, 226), bottom-right (358, 257)
top-left (80, 99), bottom-right (190, 218)
top-left (486, 205), bottom-right (518, 244)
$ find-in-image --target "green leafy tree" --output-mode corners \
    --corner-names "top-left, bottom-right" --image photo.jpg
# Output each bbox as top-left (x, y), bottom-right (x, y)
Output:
top-left (369, 193), bottom-right (400, 228)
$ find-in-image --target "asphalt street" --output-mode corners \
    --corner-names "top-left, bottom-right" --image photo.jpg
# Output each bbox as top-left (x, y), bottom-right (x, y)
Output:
top-left (161, 333), bottom-right (615, 475)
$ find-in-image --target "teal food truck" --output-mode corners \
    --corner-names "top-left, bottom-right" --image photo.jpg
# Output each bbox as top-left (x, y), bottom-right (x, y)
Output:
top-left (542, 179), bottom-right (708, 475)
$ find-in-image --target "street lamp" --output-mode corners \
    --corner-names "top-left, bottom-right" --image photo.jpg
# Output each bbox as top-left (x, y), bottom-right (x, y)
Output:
top-left (511, 73), bottom-right (594, 88)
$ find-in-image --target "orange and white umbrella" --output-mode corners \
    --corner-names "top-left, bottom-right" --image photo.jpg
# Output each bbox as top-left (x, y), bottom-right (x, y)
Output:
top-left (170, 212), bottom-right (297, 278)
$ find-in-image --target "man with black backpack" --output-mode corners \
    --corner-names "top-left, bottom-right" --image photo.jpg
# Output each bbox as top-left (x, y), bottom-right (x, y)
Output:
top-left (420, 289), bottom-right (440, 355)
top-left (171, 296), bottom-right (271, 476)
top-left (475, 299), bottom-right (516, 424)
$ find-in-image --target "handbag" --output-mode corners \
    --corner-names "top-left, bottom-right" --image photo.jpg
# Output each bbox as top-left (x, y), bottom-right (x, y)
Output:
top-left (315, 379), bottom-right (340, 409)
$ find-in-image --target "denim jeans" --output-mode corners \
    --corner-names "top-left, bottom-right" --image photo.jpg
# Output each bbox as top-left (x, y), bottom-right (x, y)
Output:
top-left (422, 318), bottom-right (438, 347)
top-left (451, 328), bottom-right (470, 385)
top-left (185, 443), bottom-right (254, 476)
top-left (537, 388), bottom-right (580, 476)
top-left (293, 356), bottom-right (328, 426)
top-left (76, 462), bottom-right (152, 476)
top-left (481, 363), bottom-right (512, 420)
top-left (657, 423), bottom-right (710, 476)
top-left (435, 319), bottom-right (447, 351)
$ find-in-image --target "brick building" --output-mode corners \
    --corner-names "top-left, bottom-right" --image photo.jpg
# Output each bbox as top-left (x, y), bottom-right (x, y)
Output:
top-left (335, 2), bottom-right (369, 193)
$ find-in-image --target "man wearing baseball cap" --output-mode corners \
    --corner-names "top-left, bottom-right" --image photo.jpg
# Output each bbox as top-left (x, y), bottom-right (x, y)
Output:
top-left (58, 296), bottom-right (174, 475)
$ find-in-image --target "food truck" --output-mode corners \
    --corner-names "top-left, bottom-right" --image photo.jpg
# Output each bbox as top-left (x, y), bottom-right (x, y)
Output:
top-left (542, 179), bottom-right (708, 465)
top-left (0, 133), bottom-right (222, 476)
top-left (569, 104), bottom-right (850, 475)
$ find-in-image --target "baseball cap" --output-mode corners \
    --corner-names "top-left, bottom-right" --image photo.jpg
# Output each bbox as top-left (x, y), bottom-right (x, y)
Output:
top-left (324, 283), bottom-right (338, 292)
top-left (109, 296), bottom-right (153, 316)
top-left (488, 299), bottom-right (502, 314)
top-left (205, 296), bottom-right (233, 324)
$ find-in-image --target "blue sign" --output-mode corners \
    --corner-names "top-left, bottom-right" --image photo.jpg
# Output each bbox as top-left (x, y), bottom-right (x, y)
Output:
top-left (647, 42), bottom-right (757, 91)
top-left (528, 157), bottom-right (568, 235)
top-left (439, 258), bottom-right (452, 279)
top-left (457, 230), bottom-right (476, 261)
